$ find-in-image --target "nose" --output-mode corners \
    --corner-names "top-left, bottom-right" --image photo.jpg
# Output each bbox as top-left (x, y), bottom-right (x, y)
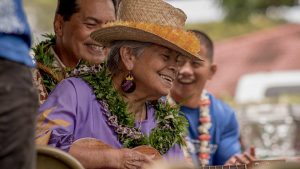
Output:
top-left (179, 62), bottom-right (193, 76)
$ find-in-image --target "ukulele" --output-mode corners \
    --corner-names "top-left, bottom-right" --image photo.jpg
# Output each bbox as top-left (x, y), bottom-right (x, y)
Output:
top-left (69, 138), bottom-right (284, 169)
top-left (198, 159), bottom-right (285, 169)
top-left (69, 137), bottom-right (162, 160)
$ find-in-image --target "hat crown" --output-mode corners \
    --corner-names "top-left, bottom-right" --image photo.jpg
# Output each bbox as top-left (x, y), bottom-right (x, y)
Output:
top-left (117, 0), bottom-right (187, 28)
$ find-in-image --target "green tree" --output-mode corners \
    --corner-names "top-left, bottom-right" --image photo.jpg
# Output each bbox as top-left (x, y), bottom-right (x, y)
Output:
top-left (220, 0), bottom-right (297, 22)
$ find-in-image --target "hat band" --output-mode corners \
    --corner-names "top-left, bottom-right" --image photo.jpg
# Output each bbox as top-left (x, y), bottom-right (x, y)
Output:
top-left (104, 21), bottom-right (200, 56)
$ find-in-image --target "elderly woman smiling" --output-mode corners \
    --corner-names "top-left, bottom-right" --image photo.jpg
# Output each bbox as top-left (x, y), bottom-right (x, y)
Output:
top-left (35, 0), bottom-right (202, 168)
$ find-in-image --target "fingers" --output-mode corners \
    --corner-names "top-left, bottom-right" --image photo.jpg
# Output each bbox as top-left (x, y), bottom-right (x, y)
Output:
top-left (225, 153), bottom-right (256, 166)
top-left (123, 150), bottom-right (154, 169)
top-left (125, 160), bottom-right (145, 169)
top-left (224, 156), bottom-right (237, 166)
top-left (234, 154), bottom-right (250, 164)
top-left (243, 153), bottom-right (256, 161)
top-left (250, 146), bottom-right (256, 157)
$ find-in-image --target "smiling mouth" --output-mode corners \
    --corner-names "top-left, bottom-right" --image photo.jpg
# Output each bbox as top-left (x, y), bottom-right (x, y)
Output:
top-left (159, 74), bottom-right (174, 84)
top-left (177, 78), bottom-right (195, 84)
top-left (86, 44), bottom-right (103, 53)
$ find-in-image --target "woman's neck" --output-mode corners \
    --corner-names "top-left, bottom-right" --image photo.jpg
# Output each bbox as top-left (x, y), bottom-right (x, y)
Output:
top-left (127, 100), bottom-right (147, 121)
top-left (112, 74), bottom-right (147, 121)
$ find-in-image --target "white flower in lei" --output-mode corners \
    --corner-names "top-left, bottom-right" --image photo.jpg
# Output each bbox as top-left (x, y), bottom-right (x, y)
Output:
top-left (197, 90), bottom-right (212, 166)
top-left (168, 90), bottom-right (212, 166)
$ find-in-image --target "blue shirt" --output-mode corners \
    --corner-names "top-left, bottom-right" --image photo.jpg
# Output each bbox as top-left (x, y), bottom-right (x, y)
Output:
top-left (0, 0), bottom-right (34, 67)
top-left (181, 92), bottom-right (241, 165)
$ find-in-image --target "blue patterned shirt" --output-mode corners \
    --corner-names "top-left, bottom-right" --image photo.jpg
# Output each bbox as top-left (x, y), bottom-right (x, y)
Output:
top-left (0, 0), bottom-right (34, 67)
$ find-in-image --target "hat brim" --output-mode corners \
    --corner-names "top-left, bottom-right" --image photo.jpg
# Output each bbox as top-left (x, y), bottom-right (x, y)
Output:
top-left (91, 26), bottom-right (202, 60)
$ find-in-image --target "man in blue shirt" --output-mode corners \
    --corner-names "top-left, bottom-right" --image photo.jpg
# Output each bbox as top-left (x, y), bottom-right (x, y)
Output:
top-left (0, 0), bottom-right (38, 168)
top-left (170, 30), bottom-right (254, 166)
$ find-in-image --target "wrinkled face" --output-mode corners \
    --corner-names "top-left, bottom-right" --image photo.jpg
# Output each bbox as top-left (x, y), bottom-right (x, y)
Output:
top-left (171, 46), bottom-right (215, 99)
top-left (132, 45), bottom-right (180, 100)
top-left (58, 0), bottom-right (115, 64)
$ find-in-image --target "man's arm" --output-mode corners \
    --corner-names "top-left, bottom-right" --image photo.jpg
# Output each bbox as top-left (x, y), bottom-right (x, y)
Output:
top-left (213, 102), bottom-right (255, 165)
top-left (216, 110), bottom-right (241, 165)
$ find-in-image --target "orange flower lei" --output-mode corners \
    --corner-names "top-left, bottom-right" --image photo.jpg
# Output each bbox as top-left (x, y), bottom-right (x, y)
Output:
top-left (197, 90), bottom-right (212, 166)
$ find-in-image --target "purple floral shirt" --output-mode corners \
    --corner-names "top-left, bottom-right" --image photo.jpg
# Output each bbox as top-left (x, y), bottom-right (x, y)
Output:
top-left (36, 77), bottom-right (183, 160)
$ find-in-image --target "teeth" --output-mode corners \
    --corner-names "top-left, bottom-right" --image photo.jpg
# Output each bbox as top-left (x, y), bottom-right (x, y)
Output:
top-left (89, 45), bottom-right (103, 51)
top-left (178, 78), bottom-right (193, 84)
top-left (160, 74), bottom-right (173, 82)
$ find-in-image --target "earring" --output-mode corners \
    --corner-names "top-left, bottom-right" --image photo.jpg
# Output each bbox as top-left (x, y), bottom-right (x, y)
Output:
top-left (121, 72), bottom-right (136, 93)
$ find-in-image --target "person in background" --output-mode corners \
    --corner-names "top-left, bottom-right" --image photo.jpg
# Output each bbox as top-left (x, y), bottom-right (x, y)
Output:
top-left (32, 0), bottom-right (118, 104)
top-left (170, 30), bottom-right (255, 166)
top-left (0, 0), bottom-right (38, 169)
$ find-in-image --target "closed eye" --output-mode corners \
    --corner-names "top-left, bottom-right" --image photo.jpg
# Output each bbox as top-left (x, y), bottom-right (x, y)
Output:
top-left (83, 17), bottom-right (103, 28)
top-left (84, 22), bottom-right (98, 28)
top-left (162, 54), bottom-right (170, 61)
top-left (192, 60), bottom-right (203, 68)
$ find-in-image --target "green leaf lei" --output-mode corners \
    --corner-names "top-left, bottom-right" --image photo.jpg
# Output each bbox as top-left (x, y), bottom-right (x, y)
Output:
top-left (33, 34), bottom-right (56, 68)
top-left (70, 63), bottom-right (188, 154)
top-left (32, 34), bottom-right (58, 92)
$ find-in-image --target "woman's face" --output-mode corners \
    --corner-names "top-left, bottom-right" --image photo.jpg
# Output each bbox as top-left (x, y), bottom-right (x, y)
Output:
top-left (132, 45), bottom-right (180, 100)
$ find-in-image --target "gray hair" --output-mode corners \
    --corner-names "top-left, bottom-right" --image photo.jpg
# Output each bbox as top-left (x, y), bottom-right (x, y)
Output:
top-left (107, 40), bottom-right (152, 75)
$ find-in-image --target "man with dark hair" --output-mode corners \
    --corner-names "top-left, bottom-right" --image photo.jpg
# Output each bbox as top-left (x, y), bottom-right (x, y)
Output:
top-left (33, 0), bottom-right (118, 104)
top-left (0, 0), bottom-right (38, 168)
top-left (170, 30), bottom-right (255, 166)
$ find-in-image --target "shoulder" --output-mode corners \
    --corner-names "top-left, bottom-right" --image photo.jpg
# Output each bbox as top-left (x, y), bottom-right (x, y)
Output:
top-left (44, 77), bottom-right (94, 102)
top-left (209, 93), bottom-right (235, 116)
top-left (40, 77), bottom-right (95, 112)
top-left (55, 77), bottom-right (93, 94)
top-left (208, 92), bottom-right (238, 125)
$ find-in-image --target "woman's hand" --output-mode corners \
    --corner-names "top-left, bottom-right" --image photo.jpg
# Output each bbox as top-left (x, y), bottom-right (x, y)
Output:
top-left (112, 148), bottom-right (154, 169)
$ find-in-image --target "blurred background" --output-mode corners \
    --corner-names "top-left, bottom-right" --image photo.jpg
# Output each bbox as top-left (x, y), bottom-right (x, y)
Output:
top-left (24, 0), bottom-right (300, 159)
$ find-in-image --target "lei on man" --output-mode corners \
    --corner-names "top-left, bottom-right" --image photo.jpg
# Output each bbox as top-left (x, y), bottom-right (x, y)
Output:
top-left (32, 34), bottom-right (66, 104)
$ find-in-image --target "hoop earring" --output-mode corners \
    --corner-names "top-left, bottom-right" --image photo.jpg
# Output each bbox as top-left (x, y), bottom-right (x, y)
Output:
top-left (121, 72), bottom-right (136, 93)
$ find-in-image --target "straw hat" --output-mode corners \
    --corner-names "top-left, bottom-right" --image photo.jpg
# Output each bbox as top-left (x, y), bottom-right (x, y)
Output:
top-left (90, 0), bottom-right (202, 60)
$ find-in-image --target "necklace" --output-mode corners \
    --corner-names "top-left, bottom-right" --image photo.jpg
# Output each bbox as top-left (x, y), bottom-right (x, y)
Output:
top-left (134, 104), bottom-right (147, 131)
top-left (197, 90), bottom-right (212, 166)
top-left (168, 91), bottom-right (212, 166)
top-left (68, 63), bottom-right (188, 154)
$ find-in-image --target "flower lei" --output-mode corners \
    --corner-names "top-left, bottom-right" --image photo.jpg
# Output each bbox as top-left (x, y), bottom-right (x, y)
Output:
top-left (168, 91), bottom-right (212, 166)
top-left (67, 63), bottom-right (188, 154)
top-left (197, 91), bottom-right (212, 166)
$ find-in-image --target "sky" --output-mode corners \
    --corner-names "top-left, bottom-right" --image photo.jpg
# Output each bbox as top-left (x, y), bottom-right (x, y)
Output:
top-left (166, 0), bottom-right (223, 23)
top-left (166, 0), bottom-right (300, 24)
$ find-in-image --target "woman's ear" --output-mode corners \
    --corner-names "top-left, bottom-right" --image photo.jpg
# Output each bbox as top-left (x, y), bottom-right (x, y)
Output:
top-left (119, 46), bottom-right (136, 70)
top-left (208, 64), bottom-right (217, 80)
top-left (54, 14), bottom-right (63, 36)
